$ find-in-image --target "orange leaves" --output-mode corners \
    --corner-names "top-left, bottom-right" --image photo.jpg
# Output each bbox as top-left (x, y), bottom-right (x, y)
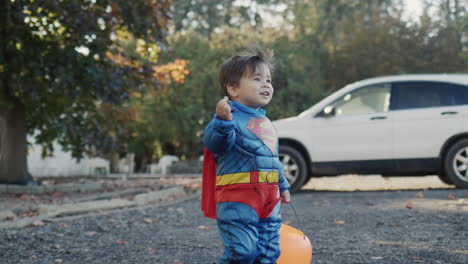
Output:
top-left (110, 3), bottom-right (121, 15)
top-left (126, 107), bottom-right (138, 121)
top-left (106, 52), bottom-right (140, 68)
top-left (153, 59), bottom-right (190, 84)
top-left (106, 47), bottom-right (189, 85)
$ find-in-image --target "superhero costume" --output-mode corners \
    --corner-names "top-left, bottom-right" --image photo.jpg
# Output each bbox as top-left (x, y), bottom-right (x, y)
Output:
top-left (202, 100), bottom-right (290, 264)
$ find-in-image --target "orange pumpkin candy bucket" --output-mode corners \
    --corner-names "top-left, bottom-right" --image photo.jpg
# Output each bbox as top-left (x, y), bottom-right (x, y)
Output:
top-left (277, 224), bottom-right (313, 264)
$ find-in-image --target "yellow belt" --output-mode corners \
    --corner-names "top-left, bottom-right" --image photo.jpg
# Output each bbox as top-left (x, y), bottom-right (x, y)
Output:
top-left (216, 171), bottom-right (279, 186)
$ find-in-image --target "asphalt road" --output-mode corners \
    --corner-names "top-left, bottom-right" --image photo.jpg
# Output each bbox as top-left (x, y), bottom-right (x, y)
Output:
top-left (1, 182), bottom-right (467, 264)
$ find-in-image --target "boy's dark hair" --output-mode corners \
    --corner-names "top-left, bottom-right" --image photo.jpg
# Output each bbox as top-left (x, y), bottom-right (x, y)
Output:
top-left (219, 46), bottom-right (275, 97)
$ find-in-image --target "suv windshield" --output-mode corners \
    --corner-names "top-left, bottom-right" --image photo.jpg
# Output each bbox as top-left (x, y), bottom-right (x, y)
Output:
top-left (331, 84), bottom-right (391, 116)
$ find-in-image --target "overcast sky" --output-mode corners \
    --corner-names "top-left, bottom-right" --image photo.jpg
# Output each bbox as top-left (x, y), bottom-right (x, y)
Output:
top-left (257, 0), bottom-right (426, 27)
top-left (404, 0), bottom-right (423, 20)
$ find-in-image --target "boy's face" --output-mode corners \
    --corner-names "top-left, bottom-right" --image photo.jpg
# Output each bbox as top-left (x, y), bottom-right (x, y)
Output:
top-left (227, 63), bottom-right (273, 109)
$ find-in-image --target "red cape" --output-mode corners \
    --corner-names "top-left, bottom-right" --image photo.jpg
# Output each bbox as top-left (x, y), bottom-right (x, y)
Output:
top-left (201, 148), bottom-right (217, 219)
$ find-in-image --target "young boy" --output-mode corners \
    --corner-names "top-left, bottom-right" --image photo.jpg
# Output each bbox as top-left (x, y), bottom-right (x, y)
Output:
top-left (203, 47), bottom-right (291, 264)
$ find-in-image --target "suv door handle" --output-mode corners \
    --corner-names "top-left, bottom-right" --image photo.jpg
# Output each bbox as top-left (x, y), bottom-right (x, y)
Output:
top-left (370, 116), bottom-right (387, 120)
top-left (441, 111), bottom-right (458, 115)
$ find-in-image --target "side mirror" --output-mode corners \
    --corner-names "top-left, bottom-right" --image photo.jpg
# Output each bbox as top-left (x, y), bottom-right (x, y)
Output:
top-left (321, 106), bottom-right (336, 118)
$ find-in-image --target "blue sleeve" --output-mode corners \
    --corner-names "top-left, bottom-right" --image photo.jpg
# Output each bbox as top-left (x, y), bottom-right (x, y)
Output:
top-left (278, 169), bottom-right (291, 194)
top-left (276, 142), bottom-right (291, 194)
top-left (203, 114), bottom-right (236, 155)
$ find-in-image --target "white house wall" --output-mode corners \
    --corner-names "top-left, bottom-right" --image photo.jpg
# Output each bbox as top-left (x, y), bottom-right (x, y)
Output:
top-left (27, 137), bottom-right (110, 177)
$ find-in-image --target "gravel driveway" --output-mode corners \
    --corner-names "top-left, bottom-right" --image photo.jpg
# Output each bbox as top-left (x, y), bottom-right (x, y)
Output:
top-left (1, 176), bottom-right (467, 264)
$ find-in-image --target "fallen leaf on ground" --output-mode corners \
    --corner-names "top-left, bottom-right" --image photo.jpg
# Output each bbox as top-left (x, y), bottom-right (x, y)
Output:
top-left (435, 215), bottom-right (448, 219)
top-left (20, 194), bottom-right (30, 200)
top-left (147, 248), bottom-right (157, 255)
top-left (115, 240), bottom-right (128, 245)
top-left (58, 223), bottom-right (67, 229)
top-left (197, 225), bottom-right (210, 230)
top-left (143, 218), bottom-right (153, 224)
top-left (31, 220), bottom-right (45, 227)
top-left (52, 244), bottom-right (61, 249)
top-left (415, 192), bottom-right (424, 198)
top-left (85, 232), bottom-right (97, 237)
top-left (18, 210), bottom-right (37, 218)
top-left (30, 195), bottom-right (42, 203)
top-left (448, 194), bottom-right (455, 200)
top-left (51, 192), bottom-right (63, 198)
top-left (366, 202), bottom-right (375, 206)
top-left (406, 202), bottom-right (413, 209)
top-left (371, 257), bottom-right (382, 260)
top-left (334, 220), bottom-right (345, 225)
top-left (54, 259), bottom-right (63, 263)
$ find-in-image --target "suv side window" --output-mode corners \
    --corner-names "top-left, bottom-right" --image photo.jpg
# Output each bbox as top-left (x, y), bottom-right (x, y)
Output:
top-left (393, 81), bottom-right (463, 110)
top-left (453, 84), bottom-right (468, 105)
top-left (331, 84), bottom-right (391, 116)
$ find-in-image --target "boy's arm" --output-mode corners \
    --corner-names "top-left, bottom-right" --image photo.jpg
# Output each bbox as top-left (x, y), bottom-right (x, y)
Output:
top-left (276, 142), bottom-right (291, 194)
top-left (278, 165), bottom-right (291, 194)
top-left (277, 153), bottom-right (291, 203)
top-left (204, 96), bottom-right (236, 155)
top-left (203, 115), bottom-right (236, 155)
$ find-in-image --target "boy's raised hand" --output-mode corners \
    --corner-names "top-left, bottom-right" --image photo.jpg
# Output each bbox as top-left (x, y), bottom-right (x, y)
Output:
top-left (216, 96), bottom-right (233, 121)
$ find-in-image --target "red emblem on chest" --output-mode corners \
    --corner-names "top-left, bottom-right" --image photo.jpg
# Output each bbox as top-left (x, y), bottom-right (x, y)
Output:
top-left (246, 118), bottom-right (278, 154)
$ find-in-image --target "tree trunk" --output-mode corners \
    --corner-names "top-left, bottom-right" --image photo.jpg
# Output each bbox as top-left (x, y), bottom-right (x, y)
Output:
top-left (0, 101), bottom-right (32, 184)
top-left (139, 149), bottom-right (152, 173)
top-left (109, 151), bottom-right (120, 173)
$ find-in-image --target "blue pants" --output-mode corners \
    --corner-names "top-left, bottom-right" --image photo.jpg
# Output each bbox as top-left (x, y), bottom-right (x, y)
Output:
top-left (216, 201), bottom-right (282, 264)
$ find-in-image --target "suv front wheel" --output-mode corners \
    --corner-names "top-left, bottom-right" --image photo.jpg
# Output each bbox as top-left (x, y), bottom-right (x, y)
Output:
top-left (444, 139), bottom-right (468, 188)
top-left (279, 145), bottom-right (308, 192)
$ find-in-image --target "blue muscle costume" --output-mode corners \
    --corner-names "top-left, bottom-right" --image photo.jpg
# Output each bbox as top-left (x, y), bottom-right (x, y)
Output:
top-left (203, 100), bottom-right (290, 264)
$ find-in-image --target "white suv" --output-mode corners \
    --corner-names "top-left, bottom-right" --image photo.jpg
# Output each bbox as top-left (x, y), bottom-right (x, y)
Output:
top-left (273, 74), bottom-right (468, 192)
